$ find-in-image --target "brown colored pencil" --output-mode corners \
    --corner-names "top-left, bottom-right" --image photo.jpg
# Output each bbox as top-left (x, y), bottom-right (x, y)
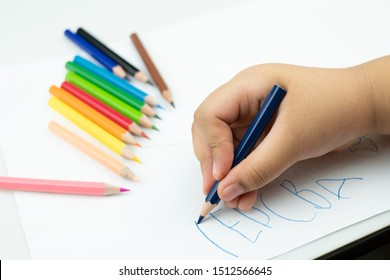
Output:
top-left (130, 33), bottom-right (175, 108)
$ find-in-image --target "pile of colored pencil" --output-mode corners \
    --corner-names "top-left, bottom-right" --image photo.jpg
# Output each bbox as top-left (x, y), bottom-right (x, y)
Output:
top-left (48, 27), bottom-right (174, 182)
top-left (0, 27), bottom-right (175, 197)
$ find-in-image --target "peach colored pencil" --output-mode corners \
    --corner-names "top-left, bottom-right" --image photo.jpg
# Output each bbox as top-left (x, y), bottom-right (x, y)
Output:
top-left (0, 176), bottom-right (129, 196)
top-left (49, 121), bottom-right (139, 181)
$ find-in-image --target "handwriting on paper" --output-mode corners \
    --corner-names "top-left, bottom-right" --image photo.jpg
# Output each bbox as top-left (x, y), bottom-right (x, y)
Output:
top-left (196, 177), bottom-right (363, 258)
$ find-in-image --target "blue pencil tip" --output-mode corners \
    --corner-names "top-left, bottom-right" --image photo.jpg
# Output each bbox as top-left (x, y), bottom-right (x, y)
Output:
top-left (197, 216), bottom-right (205, 224)
top-left (157, 104), bottom-right (165, 110)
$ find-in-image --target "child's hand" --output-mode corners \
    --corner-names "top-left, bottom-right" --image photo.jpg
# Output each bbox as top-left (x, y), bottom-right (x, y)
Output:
top-left (192, 61), bottom-right (375, 210)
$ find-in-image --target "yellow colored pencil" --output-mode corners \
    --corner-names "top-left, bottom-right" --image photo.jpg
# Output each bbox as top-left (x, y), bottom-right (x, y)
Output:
top-left (48, 121), bottom-right (139, 181)
top-left (49, 97), bottom-right (141, 163)
top-left (49, 85), bottom-right (141, 147)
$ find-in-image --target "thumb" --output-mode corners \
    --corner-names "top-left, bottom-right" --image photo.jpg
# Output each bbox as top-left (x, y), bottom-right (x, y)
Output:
top-left (200, 118), bottom-right (235, 181)
top-left (218, 123), bottom-right (300, 203)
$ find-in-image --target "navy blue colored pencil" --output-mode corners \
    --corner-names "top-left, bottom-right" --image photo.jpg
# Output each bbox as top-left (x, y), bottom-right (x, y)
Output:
top-left (197, 85), bottom-right (287, 224)
top-left (64, 29), bottom-right (127, 79)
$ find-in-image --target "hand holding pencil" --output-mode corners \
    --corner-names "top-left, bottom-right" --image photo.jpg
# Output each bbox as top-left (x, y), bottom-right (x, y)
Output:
top-left (196, 85), bottom-right (286, 223)
top-left (192, 61), bottom-right (386, 215)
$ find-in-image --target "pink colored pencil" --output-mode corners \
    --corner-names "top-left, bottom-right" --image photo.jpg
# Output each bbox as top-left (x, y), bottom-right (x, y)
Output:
top-left (0, 176), bottom-right (129, 196)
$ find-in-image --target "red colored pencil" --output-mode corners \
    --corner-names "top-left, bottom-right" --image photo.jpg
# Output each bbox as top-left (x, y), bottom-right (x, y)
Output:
top-left (61, 81), bottom-right (149, 139)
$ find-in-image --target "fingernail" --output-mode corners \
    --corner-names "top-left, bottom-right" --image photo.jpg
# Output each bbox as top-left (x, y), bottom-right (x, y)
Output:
top-left (212, 161), bottom-right (218, 179)
top-left (222, 184), bottom-right (243, 201)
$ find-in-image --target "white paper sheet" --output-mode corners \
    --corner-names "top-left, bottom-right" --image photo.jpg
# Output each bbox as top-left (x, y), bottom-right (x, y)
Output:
top-left (0, 0), bottom-right (389, 259)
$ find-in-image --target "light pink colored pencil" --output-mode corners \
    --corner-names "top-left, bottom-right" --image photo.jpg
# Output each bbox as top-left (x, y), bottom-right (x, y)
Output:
top-left (0, 176), bottom-right (129, 196)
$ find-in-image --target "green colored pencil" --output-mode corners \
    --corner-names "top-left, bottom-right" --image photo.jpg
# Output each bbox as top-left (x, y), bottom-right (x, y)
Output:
top-left (65, 62), bottom-right (159, 119)
top-left (65, 72), bottom-right (157, 130)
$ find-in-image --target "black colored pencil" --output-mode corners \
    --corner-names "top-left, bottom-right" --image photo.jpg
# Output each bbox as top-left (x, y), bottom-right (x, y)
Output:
top-left (76, 28), bottom-right (151, 84)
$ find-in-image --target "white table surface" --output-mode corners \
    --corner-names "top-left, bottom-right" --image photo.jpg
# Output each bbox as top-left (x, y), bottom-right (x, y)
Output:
top-left (0, 0), bottom-right (388, 260)
top-left (0, 0), bottom-right (250, 260)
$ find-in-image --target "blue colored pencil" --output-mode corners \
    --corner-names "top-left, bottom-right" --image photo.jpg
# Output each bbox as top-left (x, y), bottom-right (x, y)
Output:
top-left (64, 30), bottom-right (127, 79)
top-left (73, 55), bottom-right (162, 108)
top-left (197, 85), bottom-right (287, 224)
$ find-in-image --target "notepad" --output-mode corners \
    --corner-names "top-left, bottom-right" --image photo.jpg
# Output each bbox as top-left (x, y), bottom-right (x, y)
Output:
top-left (0, 0), bottom-right (389, 259)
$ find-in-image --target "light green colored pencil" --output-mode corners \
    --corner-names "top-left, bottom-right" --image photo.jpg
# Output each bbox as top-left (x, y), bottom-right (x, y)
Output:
top-left (65, 72), bottom-right (158, 130)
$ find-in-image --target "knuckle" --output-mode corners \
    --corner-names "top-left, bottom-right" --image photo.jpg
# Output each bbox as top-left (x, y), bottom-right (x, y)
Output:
top-left (193, 106), bottom-right (207, 126)
top-left (242, 164), bottom-right (270, 191)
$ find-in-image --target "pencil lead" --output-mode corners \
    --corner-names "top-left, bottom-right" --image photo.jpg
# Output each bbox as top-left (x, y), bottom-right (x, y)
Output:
top-left (125, 74), bottom-right (132, 81)
top-left (197, 215), bottom-right (205, 224)
top-left (132, 176), bottom-right (141, 183)
top-left (120, 187), bottom-right (130, 192)
top-left (146, 80), bottom-right (155, 86)
top-left (132, 156), bottom-right (142, 164)
top-left (151, 125), bottom-right (160, 131)
top-left (155, 114), bottom-right (162, 120)
top-left (134, 142), bottom-right (142, 148)
top-left (170, 101), bottom-right (176, 108)
top-left (141, 131), bottom-right (150, 140)
top-left (157, 104), bottom-right (165, 110)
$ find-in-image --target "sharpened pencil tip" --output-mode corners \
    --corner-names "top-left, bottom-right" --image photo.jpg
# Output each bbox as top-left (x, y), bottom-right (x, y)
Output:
top-left (197, 216), bottom-right (205, 224)
top-left (152, 125), bottom-right (160, 131)
top-left (132, 176), bottom-right (141, 183)
top-left (155, 114), bottom-right (162, 120)
top-left (170, 101), bottom-right (176, 108)
top-left (157, 104), bottom-right (165, 110)
top-left (147, 80), bottom-right (154, 86)
top-left (132, 156), bottom-right (142, 164)
top-left (141, 132), bottom-right (150, 140)
top-left (134, 142), bottom-right (142, 148)
top-left (120, 188), bottom-right (130, 192)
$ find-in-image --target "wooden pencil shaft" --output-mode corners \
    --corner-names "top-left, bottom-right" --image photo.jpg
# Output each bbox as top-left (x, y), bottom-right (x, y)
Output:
top-left (61, 82), bottom-right (135, 131)
top-left (50, 86), bottom-right (131, 143)
top-left (48, 121), bottom-right (127, 176)
top-left (77, 28), bottom-right (139, 75)
top-left (67, 61), bottom-right (156, 118)
top-left (64, 29), bottom-right (117, 72)
top-left (130, 33), bottom-right (168, 91)
top-left (66, 61), bottom-right (145, 111)
top-left (73, 56), bottom-right (152, 105)
top-left (48, 97), bottom-right (126, 156)
top-left (0, 176), bottom-right (118, 196)
top-left (65, 72), bottom-right (145, 124)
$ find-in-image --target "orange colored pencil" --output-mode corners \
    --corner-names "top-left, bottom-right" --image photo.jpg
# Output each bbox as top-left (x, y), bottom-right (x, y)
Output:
top-left (61, 81), bottom-right (149, 139)
top-left (50, 85), bottom-right (141, 147)
top-left (49, 96), bottom-right (141, 163)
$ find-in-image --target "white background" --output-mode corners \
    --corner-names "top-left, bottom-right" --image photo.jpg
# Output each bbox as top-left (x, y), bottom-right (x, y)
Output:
top-left (0, 0), bottom-right (389, 260)
top-left (0, 0), bottom-right (250, 259)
